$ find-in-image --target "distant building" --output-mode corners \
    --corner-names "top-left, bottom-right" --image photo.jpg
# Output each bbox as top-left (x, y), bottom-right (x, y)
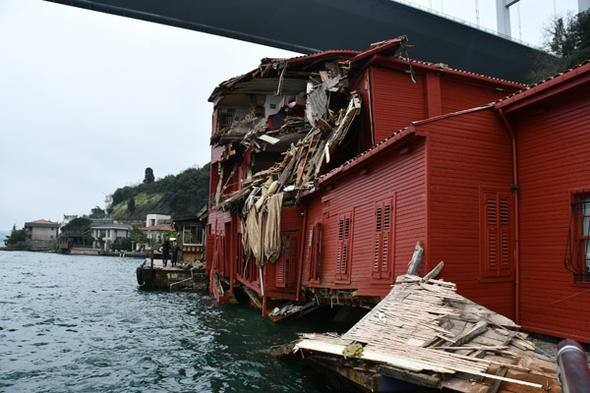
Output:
top-left (173, 215), bottom-right (205, 263)
top-left (145, 214), bottom-right (171, 228)
top-left (91, 222), bottom-right (131, 251)
top-left (142, 223), bottom-right (174, 244)
top-left (24, 219), bottom-right (59, 251)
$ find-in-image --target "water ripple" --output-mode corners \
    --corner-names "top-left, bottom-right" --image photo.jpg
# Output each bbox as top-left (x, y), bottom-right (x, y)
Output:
top-left (0, 251), bottom-right (358, 392)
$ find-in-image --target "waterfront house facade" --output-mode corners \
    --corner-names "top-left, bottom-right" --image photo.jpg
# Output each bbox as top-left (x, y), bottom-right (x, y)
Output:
top-left (145, 214), bottom-right (171, 228)
top-left (91, 222), bottom-right (131, 250)
top-left (24, 219), bottom-right (59, 250)
top-left (299, 62), bottom-right (590, 342)
top-left (204, 38), bottom-right (522, 306)
top-left (173, 215), bottom-right (205, 264)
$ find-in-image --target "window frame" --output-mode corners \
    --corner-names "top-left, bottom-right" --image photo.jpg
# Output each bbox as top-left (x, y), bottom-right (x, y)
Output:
top-left (182, 224), bottom-right (199, 246)
top-left (569, 190), bottom-right (590, 285)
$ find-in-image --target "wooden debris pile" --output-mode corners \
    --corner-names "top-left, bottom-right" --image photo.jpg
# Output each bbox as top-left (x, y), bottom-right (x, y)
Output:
top-left (294, 262), bottom-right (560, 392)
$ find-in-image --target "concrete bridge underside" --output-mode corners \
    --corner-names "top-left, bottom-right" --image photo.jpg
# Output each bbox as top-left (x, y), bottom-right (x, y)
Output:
top-left (46, 0), bottom-right (552, 81)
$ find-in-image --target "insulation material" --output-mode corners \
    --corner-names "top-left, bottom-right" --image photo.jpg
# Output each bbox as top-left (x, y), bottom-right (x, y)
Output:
top-left (264, 193), bottom-right (283, 262)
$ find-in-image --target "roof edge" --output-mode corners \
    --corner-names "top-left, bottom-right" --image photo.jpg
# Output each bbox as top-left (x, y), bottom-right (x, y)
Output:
top-left (495, 61), bottom-right (590, 112)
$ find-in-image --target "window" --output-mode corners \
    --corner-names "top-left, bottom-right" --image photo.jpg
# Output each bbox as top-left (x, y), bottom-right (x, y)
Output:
top-left (217, 108), bottom-right (235, 130)
top-left (480, 190), bottom-right (513, 279)
top-left (307, 223), bottom-right (323, 282)
top-left (569, 194), bottom-right (590, 283)
top-left (373, 198), bottom-right (394, 280)
top-left (183, 224), bottom-right (199, 245)
top-left (336, 212), bottom-right (353, 282)
top-left (276, 233), bottom-right (298, 289)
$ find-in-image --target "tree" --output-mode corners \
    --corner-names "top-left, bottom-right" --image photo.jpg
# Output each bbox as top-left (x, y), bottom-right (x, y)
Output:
top-left (144, 167), bottom-right (155, 184)
top-left (5, 225), bottom-right (28, 250)
top-left (62, 217), bottom-right (92, 234)
top-left (89, 206), bottom-right (106, 219)
top-left (129, 225), bottom-right (147, 250)
top-left (61, 217), bottom-right (93, 246)
top-left (112, 237), bottom-right (132, 251)
top-left (529, 10), bottom-right (590, 81)
top-left (127, 197), bottom-right (136, 212)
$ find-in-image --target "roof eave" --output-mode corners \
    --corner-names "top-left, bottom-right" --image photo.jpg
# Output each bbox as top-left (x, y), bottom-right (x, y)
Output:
top-left (495, 62), bottom-right (590, 114)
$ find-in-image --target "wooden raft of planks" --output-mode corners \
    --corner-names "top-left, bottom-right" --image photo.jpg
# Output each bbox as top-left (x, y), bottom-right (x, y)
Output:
top-left (294, 261), bottom-right (560, 392)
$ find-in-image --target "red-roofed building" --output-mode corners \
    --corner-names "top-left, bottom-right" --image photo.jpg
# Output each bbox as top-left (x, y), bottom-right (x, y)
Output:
top-left (24, 219), bottom-right (59, 251)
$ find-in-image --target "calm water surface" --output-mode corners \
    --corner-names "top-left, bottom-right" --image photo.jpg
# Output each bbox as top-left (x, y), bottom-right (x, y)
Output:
top-left (0, 251), bottom-right (357, 392)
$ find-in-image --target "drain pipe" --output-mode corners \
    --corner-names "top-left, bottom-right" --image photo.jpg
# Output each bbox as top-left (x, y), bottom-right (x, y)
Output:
top-left (498, 108), bottom-right (521, 323)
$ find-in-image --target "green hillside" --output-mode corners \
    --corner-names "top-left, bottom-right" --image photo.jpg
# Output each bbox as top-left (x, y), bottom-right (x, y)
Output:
top-left (108, 164), bottom-right (210, 221)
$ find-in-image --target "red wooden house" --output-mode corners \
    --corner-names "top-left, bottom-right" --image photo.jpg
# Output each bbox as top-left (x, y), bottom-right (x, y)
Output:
top-left (205, 38), bottom-right (522, 309)
top-left (300, 62), bottom-right (590, 342)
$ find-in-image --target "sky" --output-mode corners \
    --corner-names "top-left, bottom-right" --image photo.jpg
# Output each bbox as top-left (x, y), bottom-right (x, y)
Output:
top-left (0, 0), bottom-right (581, 230)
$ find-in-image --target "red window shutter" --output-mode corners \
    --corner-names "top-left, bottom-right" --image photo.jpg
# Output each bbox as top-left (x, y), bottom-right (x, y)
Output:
top-left (373, 200), bottom-right (393, 279)
top-left (485, 195), bottom-right (498, 275)
top-left (336, 218), bottom-right (344, 275)
top-left (482, 190), bottom-right (512, 278)
top-left (306, 228), bottom-right (315, 280)
top-left (336, 214), bottom-right (352, 281)
top-left (341, 216), bottom-right (351, 275)
top-left (382, 204), bottom-right (392, 275)
top-left (276, 234), bottom-right (288, 288)
top-left (499, 197), bottom-right (510, 271)
top-left (373, 206), bottom-right (383, 274)
top-left (313, 223), bottom-right (322, 281)
top-left (276, 258), bottom-right (285, 287)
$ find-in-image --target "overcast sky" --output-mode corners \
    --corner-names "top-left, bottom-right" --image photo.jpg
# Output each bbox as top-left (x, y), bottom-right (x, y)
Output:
top-left (0, 0), bottom-right (581, 230)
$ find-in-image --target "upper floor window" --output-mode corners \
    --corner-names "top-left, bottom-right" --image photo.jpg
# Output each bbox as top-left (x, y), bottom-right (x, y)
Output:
top-left (183, 224), bottom-right (199, 245)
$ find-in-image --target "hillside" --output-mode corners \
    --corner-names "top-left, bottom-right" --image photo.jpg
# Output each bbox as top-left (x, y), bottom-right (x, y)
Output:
top-left (108, 164), bottom-right (210, 221)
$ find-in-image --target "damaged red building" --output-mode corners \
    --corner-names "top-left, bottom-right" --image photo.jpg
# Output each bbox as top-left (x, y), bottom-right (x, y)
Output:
top-left (301, 61), bottom-right (590, 342)
top-left (205, 37), bottom-right (520, 304)
top-left (205, 36), bottom-right (590, 342)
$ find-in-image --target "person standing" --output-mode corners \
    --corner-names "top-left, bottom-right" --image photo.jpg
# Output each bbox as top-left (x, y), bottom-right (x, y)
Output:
top-left (171, 241), bottom-right (179, 267)
top-left (162, 238), bottom-right (170, 267)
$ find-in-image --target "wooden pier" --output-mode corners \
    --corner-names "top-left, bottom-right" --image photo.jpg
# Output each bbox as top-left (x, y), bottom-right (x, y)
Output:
top-left (136, 258), bottom-right (207, 292)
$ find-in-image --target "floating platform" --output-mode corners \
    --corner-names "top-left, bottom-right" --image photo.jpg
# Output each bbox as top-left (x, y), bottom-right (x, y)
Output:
top-left (136, 259), bottom-right (207, 291)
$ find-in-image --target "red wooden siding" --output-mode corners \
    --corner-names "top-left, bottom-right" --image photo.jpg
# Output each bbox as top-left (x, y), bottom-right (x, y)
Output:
top-left (440, 75), bottom-right (509, 114)
top-left (420, 109), bottom-right (515, 318)
top-left (302, 137), bottom-right (427, 297)
top-left (513, 91), bottom-right (590, 342)
top-left (369, 67), bottom-right (518, 146)
top-left (370, 66), bottom-right (426, 143)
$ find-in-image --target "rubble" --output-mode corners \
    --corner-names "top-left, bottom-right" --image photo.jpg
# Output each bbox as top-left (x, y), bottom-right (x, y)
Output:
top-left (292, 261), bottom-right (561, 392)
top-left (208, 42), bottom-right (398, 272)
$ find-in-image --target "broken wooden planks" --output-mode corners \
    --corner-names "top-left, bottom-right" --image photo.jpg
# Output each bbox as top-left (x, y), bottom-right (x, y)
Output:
top-left (291, 261), bottom-right (560, 392)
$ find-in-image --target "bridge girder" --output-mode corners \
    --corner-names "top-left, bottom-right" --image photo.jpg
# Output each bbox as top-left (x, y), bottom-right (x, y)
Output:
top-left (45, 0), bottom-right (553, 81)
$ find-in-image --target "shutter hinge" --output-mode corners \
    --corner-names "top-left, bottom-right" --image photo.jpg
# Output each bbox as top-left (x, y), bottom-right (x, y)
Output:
top-left (511, 184), bottom-right (520, 191)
